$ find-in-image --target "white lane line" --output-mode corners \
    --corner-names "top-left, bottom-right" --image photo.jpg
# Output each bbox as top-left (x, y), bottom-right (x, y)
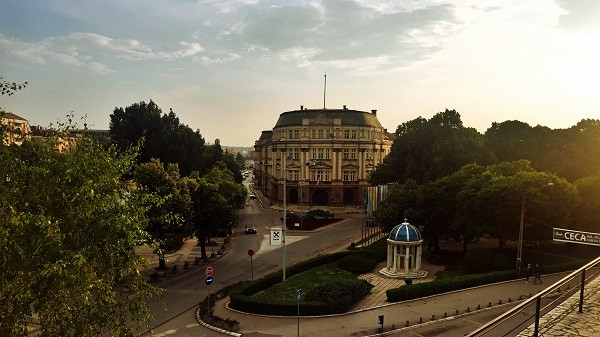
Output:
top-left (153, 329), bottom-right (177, 337)
top-left (185, 323), bottom-right (199, 328)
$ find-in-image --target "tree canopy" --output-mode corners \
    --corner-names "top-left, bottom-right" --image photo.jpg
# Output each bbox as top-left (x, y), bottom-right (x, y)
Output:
top-left (0, 139), bottom-right (157, 336)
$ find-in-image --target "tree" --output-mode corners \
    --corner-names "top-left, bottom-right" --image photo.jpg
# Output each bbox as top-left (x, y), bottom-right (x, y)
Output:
top-left (370, 109), bottom-right (491, 185)
top-left (191, 164), bottom-right (246, 258)
top-left (573, 173), bottom-right (600, 232)
top-left (373, 180), bottom-right (424, 233)
top-left (109, 101), bottom-right (206, 176)
top-left (0, 139), bottom-right (158, 336)
top-left (133, 158), bottom-right (197, 269)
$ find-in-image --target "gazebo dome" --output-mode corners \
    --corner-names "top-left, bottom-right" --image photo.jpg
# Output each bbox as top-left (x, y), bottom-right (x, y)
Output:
top-left (388, 221), bottom-right (422, 243)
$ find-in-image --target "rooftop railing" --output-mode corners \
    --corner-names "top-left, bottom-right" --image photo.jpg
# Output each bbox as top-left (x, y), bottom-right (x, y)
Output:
top-left (466, 255), bottom-right (600, 337)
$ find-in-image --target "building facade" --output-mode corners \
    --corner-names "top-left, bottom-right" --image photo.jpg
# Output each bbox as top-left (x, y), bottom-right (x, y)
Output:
top-left (254, 106), bottom-right (393, 209)
top-left (1, 112), bottom-right (30, 146)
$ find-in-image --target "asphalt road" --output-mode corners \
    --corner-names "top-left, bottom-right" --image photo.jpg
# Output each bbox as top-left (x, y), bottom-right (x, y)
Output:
top-left (141, 178), bottom-right (364, 336)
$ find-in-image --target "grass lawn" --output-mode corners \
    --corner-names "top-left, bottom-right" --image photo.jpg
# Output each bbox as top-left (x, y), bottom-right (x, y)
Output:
top-left (251, 264), bottom-right (358, 303)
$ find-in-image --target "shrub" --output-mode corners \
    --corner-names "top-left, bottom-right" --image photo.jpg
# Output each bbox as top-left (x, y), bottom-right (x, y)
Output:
top-left (305, 279), bottom-right (373, 314)
top-left (304, 209), bottom-right (335, 220)
top-left (337, 255), bottom-right (378, 274)
top-left (492, 253), bottom-right (511, 271)
top-left (386, 270), bottom-right (517, 302)
top-left (463, 248), bottom-right (493, 273)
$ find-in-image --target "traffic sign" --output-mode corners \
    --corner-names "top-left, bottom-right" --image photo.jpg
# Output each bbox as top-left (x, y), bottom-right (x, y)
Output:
top-left (206, 266), bottom-right (213, 276)
top-left (270, 227), bottom-right (282, 246)
top-left (205, 276), bottom-right (213, 285)
top-left (247, 249), bottom-right (255, 256)
top-left (296, 289), bottom-right (302, 301)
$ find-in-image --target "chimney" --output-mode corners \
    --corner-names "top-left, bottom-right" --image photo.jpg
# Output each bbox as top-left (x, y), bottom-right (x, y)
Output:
top-left (343, 105), bottom-right (347, 110)
top-left (371, 109), bottom-right (377, 115)
top-left (300, 105), bottom-right (304, 110)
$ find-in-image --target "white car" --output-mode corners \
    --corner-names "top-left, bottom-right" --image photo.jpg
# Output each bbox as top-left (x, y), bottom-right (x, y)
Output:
top-left (249, 193), bottom-right (256, 199)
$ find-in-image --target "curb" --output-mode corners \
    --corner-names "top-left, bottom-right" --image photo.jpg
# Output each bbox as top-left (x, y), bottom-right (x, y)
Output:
top-left (195, 307), bottom-right (242, 337)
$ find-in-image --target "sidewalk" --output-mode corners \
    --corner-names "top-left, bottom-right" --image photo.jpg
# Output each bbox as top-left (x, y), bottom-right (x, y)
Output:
top-left (210, 272), bottom-right (586, 337)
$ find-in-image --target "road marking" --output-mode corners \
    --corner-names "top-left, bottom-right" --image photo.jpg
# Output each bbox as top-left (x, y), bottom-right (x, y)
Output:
top-left (462, 318), bottom-right (482, 325)
top-left (408, 332), bottom-right (426, 336)
top-left (185, 323), bottom-right (199, 328)
top-left (153, 329), bottom-right (177, 337)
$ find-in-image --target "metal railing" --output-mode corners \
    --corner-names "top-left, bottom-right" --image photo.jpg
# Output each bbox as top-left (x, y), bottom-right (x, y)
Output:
top-left (466, 256), bottom-right (600, 337)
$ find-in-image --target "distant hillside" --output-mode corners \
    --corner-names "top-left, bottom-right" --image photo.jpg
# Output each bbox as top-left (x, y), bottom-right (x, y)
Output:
top-left (223, 146), bottom-right (254, 156)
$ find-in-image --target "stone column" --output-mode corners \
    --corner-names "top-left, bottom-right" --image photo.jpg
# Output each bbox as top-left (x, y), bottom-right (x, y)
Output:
top-left (392, 244), bottom-right (398, 272)
top-left (416, 245), bottom-right (422, 271)
top-left (404, 245), bottom-right (410, 275)
top-left (386, 242), bottom-right (392, 270)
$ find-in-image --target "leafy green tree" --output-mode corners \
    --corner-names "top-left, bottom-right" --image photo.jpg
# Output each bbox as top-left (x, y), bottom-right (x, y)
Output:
top-left (0, 139), bottom-right (157, 336)
top-left (374, 180), bottom-right (424, 233)
top-left (370, 109), bottom-right (491, 185)
top-left (573, 173), bottom-right (600, 232)
top-left (133, 159), bottom-right (197, 269)
top-left (191, 164), bottom-right (246, 257)
top-left (109, 101), bottom-right (206, 176)
top-left (236, 152), bottom-right (245, 168)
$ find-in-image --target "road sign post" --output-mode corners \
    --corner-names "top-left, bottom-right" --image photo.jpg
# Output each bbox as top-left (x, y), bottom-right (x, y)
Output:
top-left (247, 249), bottom-right (255, 281)
top-left (296, 289), bottom-right (302, 337)
top-left (205, 274), bottom-right (214, 314)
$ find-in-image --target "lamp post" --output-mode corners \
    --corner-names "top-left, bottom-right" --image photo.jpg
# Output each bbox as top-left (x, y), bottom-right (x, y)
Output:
top-left (516, 182), bottom-right (553, 277)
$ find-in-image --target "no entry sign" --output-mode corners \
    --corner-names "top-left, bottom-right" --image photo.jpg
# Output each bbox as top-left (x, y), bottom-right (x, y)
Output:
top-left (206, 266), bottom-right (213, 276)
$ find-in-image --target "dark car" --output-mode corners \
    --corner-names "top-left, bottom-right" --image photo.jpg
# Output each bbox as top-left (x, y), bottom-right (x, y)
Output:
top-left (245, 224), bottom-right (257, 234)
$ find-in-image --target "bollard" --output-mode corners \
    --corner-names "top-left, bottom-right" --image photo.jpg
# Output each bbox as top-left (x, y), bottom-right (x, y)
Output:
top-left (406, 320), bottom-right (409, 327)
top-left (392, 324), bottom-right (395, 330)
top-left (530, 293), bottom-right (533, 297)
top-left (477, 304), bottom-right (481, 310)
top-left (432, 315), bottom-right (435, 321)
top-left (420, 317), bottom-right (423, 323)
top-left (456, 309), bottom-right (459, 315)
top-left (519, 295), bottom-right (523, 300)
top-left (509, 297), bottom-right (512, 302)
top-left (498, 300), bottom-right (502, 304)
top-left (467, 307), bottom-right (470, 312)
top-left (557, 287), bottom-right (561, 293)
top-left (444, 312), bottom-right (447, 318)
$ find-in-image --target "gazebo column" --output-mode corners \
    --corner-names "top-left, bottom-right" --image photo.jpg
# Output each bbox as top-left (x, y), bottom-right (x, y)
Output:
top-left (404, 245), bottom-right (410, 274)
top-left (416, 245), bottom-right (422, 271)
top-left (386, 243), bottom-right (392, 270)
top-left (392, 244), bottom-right (398, 272)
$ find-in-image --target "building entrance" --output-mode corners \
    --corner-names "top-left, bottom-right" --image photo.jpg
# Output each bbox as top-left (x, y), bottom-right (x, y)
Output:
top-left (312, 189), bottom-right (329, 206)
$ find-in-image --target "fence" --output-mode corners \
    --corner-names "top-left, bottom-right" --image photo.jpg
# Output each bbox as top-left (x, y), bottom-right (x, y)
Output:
top-left (466, 256), bottom-right (600, 337)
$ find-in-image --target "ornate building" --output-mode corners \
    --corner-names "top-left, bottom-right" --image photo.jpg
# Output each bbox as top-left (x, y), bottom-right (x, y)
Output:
top-left (254, 106), bottom-right (393, 209)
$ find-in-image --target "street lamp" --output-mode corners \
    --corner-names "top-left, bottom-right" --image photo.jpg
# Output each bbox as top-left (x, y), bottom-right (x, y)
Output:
top-left (516, 182), bottom-right (553, 277)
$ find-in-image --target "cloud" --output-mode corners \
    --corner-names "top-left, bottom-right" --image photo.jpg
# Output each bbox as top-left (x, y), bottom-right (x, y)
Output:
top-left (278, 47), bottom-right (322, 67)
top-left (0, 33), bottom-right (204, 75)
top-left (193, 52), bottom-right (241, 65)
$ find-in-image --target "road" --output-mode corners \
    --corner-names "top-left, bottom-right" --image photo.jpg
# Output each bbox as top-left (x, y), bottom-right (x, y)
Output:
top-left (142, 176), bottom-right (364, 336)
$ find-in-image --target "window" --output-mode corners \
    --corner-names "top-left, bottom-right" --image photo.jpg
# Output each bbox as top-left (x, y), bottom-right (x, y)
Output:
top-left (343, 170), bottom-right (356, 181)
top-left (311, 149), bottom-right (317, 159)
top-left (289, 170), bottom-right (299, 181)
top-left (294, 130), bottom-right (300, 139)
top-left (288, 130), bottom-right (293, 139)
top-left (318, 129), bottom-right (324, 139)
top-left (311, 169), bottom-right (331, 182)
top-left (350, 148), bottom-right (357, 159)
top-left (351, 130), bottom-right (357, 139)
top-left (343, 149), bottom-right (349, 159)
top-left (293, 148), bottom-right (299, 160)
top-left (344, 130), bottom-right (350, 139)
top-left (325, 148), bottom-right (330, 159)
top-left (317, 148), bottom-right (324, 159)
top-left (311, 129), bottom-right (316, 139)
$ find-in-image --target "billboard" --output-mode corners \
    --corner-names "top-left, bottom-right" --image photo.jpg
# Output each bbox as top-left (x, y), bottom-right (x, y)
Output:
top-left (553, 228), bottom-right (600, 247)
top-left (270, 227), bottom-right (282, 246)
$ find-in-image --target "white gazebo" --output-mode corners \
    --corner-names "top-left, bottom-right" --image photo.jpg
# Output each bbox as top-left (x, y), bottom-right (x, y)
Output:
top-left (380, 220), bottom-right (427, 279)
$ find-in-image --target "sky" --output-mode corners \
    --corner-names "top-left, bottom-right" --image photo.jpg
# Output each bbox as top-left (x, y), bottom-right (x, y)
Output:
top-left (1, 0), bottom-right (599, 146)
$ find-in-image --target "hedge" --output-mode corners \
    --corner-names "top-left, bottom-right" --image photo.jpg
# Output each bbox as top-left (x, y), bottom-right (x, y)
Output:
top-left (386, 259), bottom-right (588, 303)
top-left (230, 250), bottom-right (360, 315)
top-left (386, 270), bottom-right (517, 302)
top-left (305, 279), bottom-right (373, 313)
top-left (337, 255), bottom-right (378, 274)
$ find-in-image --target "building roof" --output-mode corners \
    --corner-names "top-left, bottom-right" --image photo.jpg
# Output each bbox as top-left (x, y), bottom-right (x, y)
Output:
top-left (274, 108), bottom-right (383, 128)
top-left (388, 221), bottom-right (422, 243)
top-left (1, 112), bottom-right (27, 121)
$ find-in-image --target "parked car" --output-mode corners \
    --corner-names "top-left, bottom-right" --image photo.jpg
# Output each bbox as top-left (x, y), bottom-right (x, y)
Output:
top-left (245, 224), bottom-right (257, 234)
top-left (249, 193), bottom-right (256, 199)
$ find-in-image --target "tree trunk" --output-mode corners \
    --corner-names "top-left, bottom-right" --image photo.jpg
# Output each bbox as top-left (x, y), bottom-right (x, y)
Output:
top-left (158, 242), bottom-right (167, 270)
top-left (199, 233), bottom-right (207, 258)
